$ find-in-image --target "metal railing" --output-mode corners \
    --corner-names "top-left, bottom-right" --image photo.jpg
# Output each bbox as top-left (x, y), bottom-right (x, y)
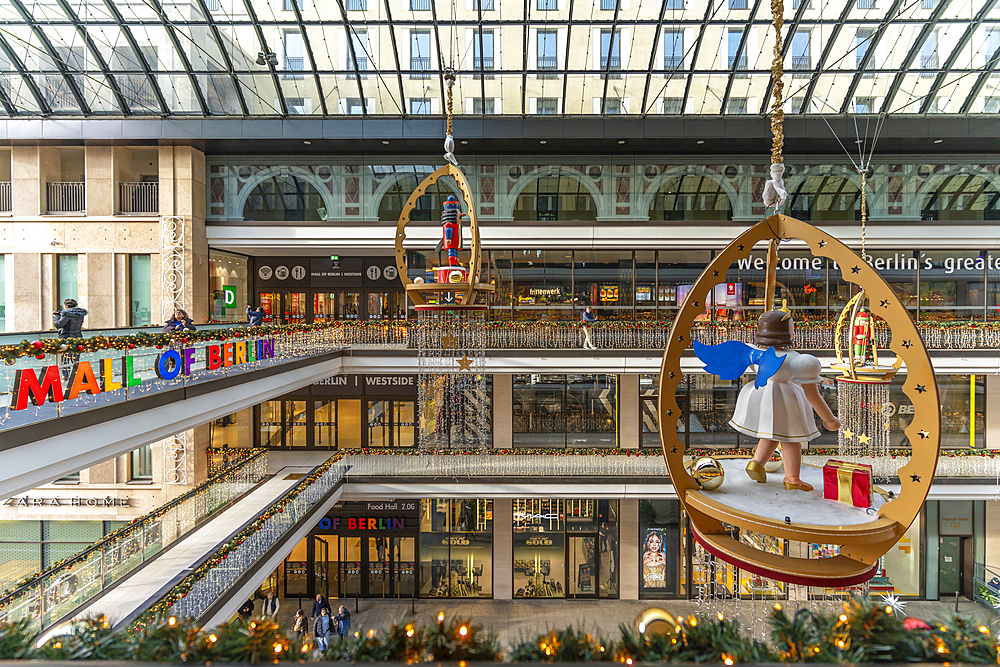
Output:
top-left (346, 0), bottom-right (365, 9)
top-left (411, 0), bottom-right (430, 9)
top-left (118, 75), bottom-right (158, 111)
top-left (0, 449), bottom-right (268, 636)
top-left (921, 54), bottom-right (939, 76)
top-left (283, 56), bottom-right (305, 78)
top-left (0, 181), bottom-right (10, 213)
top-left (973, 562), bottom-right (1000, 612)
top-left (46, 182), bottom-right (85, 214)
top-left (729, 0), bottom-right (748, 8)
top-left (410, 56), bottom-right (431, 78)
top-left (537, 55), bottom-right (558, 78)
top-left (155, 457), bottom-right (349, 623)
top-left (119, 182), bottom-right (158, 214)
top-left (664, 54), bottom-right (683, 69)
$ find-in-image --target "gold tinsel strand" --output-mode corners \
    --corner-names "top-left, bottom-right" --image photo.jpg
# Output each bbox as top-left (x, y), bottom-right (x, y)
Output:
top-left (770, 0), bottom-right (785, 165)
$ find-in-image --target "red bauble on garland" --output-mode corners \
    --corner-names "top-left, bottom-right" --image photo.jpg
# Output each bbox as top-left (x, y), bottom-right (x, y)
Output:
top-left (31, 340), bottom-right (44, 350)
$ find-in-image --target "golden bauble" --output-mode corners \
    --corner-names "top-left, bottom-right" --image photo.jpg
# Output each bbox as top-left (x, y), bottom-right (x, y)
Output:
top-left (689, 456), bottom-right (725, 491)
top-left (635, 608), bottom-right (679, 639)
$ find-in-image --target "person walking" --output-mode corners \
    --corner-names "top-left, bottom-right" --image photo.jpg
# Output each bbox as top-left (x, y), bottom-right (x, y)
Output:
top-left (261, 591), bottom-right (280, 620)
top-left (581, 305), bottom-right (598, 350)
top-left (162, 308), bottom-right (196, 332)
top-left (53, 299), bottom-right (88, 379)
top-left (238, 598), bottom-right (254, 622)
top-left (292, 609), bottom-right (308, 639)
top-left (311, 593), bottom-right (332, 621)
top-left (334, 605), bottom-right (351, 644)
top-left (313, 607), bottom-right (332, 652)
top-left (247, 305), bottom-right (265, 326)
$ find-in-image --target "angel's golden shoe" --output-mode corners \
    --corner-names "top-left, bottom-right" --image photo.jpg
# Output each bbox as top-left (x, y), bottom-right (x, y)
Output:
top-left (783, 480), bottom-right (813, 492)
top-left (745, 460), bottom-right (767, 483)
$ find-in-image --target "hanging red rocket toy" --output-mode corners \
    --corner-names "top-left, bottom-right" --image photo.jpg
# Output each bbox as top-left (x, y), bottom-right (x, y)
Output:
top-left (853, 306), bottom-right (872, 363)
top-left (436, 195), bottom-right (466, 282)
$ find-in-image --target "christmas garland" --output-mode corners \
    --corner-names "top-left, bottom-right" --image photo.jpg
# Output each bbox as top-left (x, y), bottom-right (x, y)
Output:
top-left (332, 447), bottom-right (1000, 459)
top-left (3, 596), bottom-right (998, 663)
top-left (0, 322), bottom-right (342, 365)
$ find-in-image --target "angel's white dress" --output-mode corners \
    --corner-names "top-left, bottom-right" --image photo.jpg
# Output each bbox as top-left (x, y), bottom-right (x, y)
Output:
top-left (729, 348), bottom-right (823, 443)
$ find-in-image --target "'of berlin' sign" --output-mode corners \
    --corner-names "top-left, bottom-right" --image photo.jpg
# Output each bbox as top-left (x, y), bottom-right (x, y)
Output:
top-left (8, 338), bottom-right (276, 411)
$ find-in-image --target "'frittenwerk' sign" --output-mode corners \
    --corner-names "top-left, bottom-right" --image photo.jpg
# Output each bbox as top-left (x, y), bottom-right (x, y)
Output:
top-left (8, 339), bottom-right (276, 411)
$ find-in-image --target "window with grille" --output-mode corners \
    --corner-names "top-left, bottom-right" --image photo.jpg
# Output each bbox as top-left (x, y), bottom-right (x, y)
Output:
top-left (792, 0), bottom-right (812, 8)
top-left (537, 0), bottom-right (557, 8)
top-left (345, 98), bottom-right (364, 114)
top-left (346, 0), bottom-right (365, 9)
top-left (474, 30), bottom-right (494, 76)
top-left (536, 97), bottom-right (559, 114)
top-left (473, 98), bottom-right (495, 114)
top-left (283, 31), bottom-right (305, 78)
top-left (204, 0), bottom-right (221, 10)
top-left (856, 0), bottom-right (875, 8)
top-left (282, 0), bottom-right (302, 9)
top-left (601, 0), bottom-right (617, 9)
top-left (604, 97), bottom-right (622, 114)
top-left (474, 0), bottom-right (494, 9)
top-left (410, 31), bottom-right (431, 78)
top-left (791, 31), bottom-right (810, 71)
top-left (600, 29), bottom-right (621, 77)
top-left (728, 0), bottom-right (747, 8)
top-left (350, 31), bottom-right (369, 76)
top-left (920, 30), bottom-right (938, 76)
top-left (131, 445), bottom-right (153, 481)
top-left (537, 30), bottom-right (558, 77)
top-left (662, 97), bottom-right (684, 114)
top-left (411, 0), bottom-right (431, 9)
top-left (789, 97), bottom-right (805, 113)
top-left (410, 98), bottom-right (432, 114)
top-left (985, 97), bottom-right (1000, 113)
top-left (855, 96), bottom-right (876, 113)
top-left (663, 30), bottom-right (683, 68)
top-left (726, 97), bottom-right (748, 114)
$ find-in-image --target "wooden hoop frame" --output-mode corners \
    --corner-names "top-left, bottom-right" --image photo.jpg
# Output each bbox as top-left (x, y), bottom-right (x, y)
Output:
top-left (658, 214), bottom-right (941, 586)
top-left (394, 164), bottom-right (488, 306)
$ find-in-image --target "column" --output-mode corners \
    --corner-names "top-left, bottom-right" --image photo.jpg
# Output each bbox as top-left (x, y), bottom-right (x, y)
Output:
top-left (85, 145), bottom-right (115, 217)
top-left (11, 145), bottom-right (56, 216)
top-left (8, 253), bottom-right (43, 331)
top-left (619, 498), bottom-right (639, 599)
top-left (493, 497), bottom-right (512, 599)
top-left (493, 374), bottom-right (513, 448)
top-left (159, 146), bottom-right (209, 324)
top-left (619, 374), bottom-right (639, 448)
top-left (79, 253), bottom-right (115, 328)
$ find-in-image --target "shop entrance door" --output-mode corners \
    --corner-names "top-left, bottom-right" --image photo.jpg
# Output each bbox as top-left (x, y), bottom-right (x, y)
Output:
top-left (259, 291), bottom-right (308, 324)
top-left (366, 536), bottom-right (416, 598)
top-left (366, 400), bottom-right (416, 447)
top-left (339, 536), bottom-right (363, 599)
top-left (314, 536), bottom-right (330, 600)
top-left (939, 536), bottom-right (963, 597)
top-left (568, 536), bottom-right (598, 598)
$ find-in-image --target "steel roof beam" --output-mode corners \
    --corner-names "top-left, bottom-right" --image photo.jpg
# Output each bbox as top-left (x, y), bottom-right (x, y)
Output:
top-left (53, 0), bottom-right (131, 115)
top-left (191, 0), bottom-right (251, 116)
top-left (641, 0), bottom-right (674, 115)
top-left (428, 0), bottom-right (448, 118)
top-left (798, 0), bottom-right (854, 115)
top-left (145, 0), bottom-right (209, 115)
top-left (919, 0), bottom-right (997, 114)
top-left (838, 0), bottom-right (906, 114)
top-left (600, 0), bottom-right (624, 115)
top-left (560, 0), bottom-right (577, 115)
top-left (875, 0), bottom-right (953, 115)
top-left (0, 33), bottom-right (48, 114)
top-left (380, 0), bottom-right (407, 114)
top-left (960, 30), bottom-right (1000, 113)
top-left (682, 0), bottom-right (718, 114)
top-left (97, 0), bottom-right (169, 115)
top-left (242, 0), bottom-right (288, 115)
top-left (284, 0), bottom-right (326, 115)
top-left (720, 0), bottom-right (763, 114)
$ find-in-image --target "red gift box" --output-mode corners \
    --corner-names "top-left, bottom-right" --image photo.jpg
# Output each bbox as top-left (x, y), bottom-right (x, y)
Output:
top-left (823, 459), bottom-right (873, 508)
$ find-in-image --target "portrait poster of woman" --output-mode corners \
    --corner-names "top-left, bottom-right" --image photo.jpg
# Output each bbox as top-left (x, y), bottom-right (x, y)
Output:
top-left (642, 529), bottom-right (667, 588)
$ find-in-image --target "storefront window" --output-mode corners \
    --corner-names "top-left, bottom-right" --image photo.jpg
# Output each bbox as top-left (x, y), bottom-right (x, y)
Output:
top-left (487, 251), bottom-right (513, 316)
top-left (636, 251), bottom-right (656, 320)
top-left (513, 374), bottom-right (618, 448)
top-left (512, 251), bottom-right (574, 320)
top-left (649, 175), bottom-right (733, 222)
top-left (722, 249), bottom-right (826, 320)
top-left (639, 500), bottom-right (680, 597)
top-left (875, 514), bottom-right (921, 596)
top-left (129, 255), bottom-right (152, 326)
top-left (574, 251), bottom-right (633, 319)
top-left (513, 173), bottom-right (598, 222)
top-left (919, 251), bottom-right (985, 321)
top-left (210, 251), bottom-right (249, 323)
top-left (513, 499), bottom-right (618, 599)
top-left (419, 499), bottom-right (493, 598)
top-left (210, 408), bottom-right (253, 448)
top-left (658, 251), bottom-right (711, 319)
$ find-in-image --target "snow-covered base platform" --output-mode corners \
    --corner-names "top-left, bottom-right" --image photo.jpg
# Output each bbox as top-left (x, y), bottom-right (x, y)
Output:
top-left (689, 457), bottom-right (886, 527)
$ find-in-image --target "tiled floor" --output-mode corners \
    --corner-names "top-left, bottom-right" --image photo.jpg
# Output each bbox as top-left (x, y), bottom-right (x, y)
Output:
top-left (267, 597), bottom-right (995, 652)
top-left (72, 452), bottom-right (338, 627)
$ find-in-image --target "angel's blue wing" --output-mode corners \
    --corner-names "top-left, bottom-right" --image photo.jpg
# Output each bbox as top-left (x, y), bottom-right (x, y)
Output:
top-left (692, 340), bottom-right (785, 388)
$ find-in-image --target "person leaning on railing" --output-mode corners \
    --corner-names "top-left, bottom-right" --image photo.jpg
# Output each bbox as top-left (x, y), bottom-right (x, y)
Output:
top-left (162, 309), bottom-right (197, 333)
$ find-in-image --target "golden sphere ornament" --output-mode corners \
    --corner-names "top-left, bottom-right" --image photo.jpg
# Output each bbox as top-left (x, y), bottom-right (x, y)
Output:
top-left (635, 608), bottom-right (679, 639)
top-left (689, 456), bottom-right (725, 491)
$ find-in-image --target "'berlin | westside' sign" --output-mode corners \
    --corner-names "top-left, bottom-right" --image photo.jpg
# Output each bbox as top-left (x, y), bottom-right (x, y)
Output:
top-left (8, 338), bottom-right (276, 411)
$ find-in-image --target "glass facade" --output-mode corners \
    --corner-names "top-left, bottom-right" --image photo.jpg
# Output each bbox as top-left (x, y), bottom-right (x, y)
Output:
top-left (513, 374), bottom-right (619, 447)
top-left (57, 254), bottom-right (78, 306)
top-left (0, 521), bottom-right (127, 592)
top-left (130, 445), bottom-right (153, 481)
top-left (210, 251), bottom-right (250, 323)
top-left (210, 408), bottom-right (254, 449)
top-left (419, 499), bottom-right (493, 598)
top-left (512, 499), bottom-right (619, 599)
top-left (129, 254), bottom-right (152, 326)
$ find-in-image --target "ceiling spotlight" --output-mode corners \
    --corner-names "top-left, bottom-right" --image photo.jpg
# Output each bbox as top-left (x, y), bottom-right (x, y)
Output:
top-left (256, 51), bottom-right (278, 66)
top-left (382, 140), bottom-right (389, 145)
top-left (618, 140), bottom-right (626, 144)
top-left (696, 140), bottom-right (704, 144)
top-left (303, 140), bottom-right (311, 145)
top-left (539, 140), bottom-right (547, 144)
top-left (933, 139), bottom-right (943, 144)
top-left (461, 140), bottom-right (468, 144)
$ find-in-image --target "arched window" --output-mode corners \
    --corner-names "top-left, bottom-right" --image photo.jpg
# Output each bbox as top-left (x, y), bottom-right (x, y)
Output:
top-left (787, 174), bottom-right (861, 222)
top-left (513, 174), bottom-right (597, 222)
top-left (921, 173), bottom-right (1000, 221)
top-left (242, 175), bottom-right (326, 221)
top-left (649, 175), bottom-right (732, 221)
top-left (377, 174), bottom-right (455, 222)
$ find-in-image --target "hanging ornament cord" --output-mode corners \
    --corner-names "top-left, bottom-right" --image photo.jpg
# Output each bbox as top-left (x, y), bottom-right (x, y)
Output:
top-left (761, 0), bottom-right (787, 211)
top-left (443, 69), bottom-right (458, 166)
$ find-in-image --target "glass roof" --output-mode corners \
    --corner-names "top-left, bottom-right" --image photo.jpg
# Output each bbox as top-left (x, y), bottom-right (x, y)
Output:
top-left (0, 0), bottom-right (996, 117)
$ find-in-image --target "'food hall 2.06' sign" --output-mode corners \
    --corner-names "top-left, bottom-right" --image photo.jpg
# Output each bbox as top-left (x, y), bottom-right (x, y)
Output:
top-left (8, 339), bottom-right (276, 411)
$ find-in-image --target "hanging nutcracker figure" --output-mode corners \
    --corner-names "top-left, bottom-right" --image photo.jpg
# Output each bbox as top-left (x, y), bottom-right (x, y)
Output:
top-left (436, 195), bottom-right (466, 283)
top-left (853, 305), bottom-right (873, 364)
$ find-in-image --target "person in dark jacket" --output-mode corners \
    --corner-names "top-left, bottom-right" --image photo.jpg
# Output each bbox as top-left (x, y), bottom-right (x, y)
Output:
top-left (53, 299), bottom-right (87, 338)
top-left (238, 598), bottom-right (254, 621)
top-left (162, 309), bottom-right (196, 333)
top-left (311, 593), bottom-right (332, 621)
top-left (313, 607), bottom-right (332, 652)
top-left (334, 605), bottom-right (351, 643)
top-left (247, 306), bottom-right (265, 326)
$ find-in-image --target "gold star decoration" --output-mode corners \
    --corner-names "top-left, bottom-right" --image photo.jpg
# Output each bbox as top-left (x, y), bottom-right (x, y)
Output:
top-left (457, 355), bottom-right (473, 371)
top-left (858, 433), bottom-right (871, 445)
top-left (419, 414), bottom-right (428, 430)
top-left (440, 333), bottom-right (458, 349)
top-left (842, 428), bottom-right (854, 440)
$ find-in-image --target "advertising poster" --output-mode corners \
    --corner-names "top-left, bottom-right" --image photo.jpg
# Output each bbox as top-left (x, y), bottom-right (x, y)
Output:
top-left (641, 528), bottom-right (667, 588)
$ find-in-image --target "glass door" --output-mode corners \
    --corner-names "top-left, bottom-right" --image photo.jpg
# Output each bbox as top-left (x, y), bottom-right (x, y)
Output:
top-left (288, 400), bottom-right (309, 447)
top-left (260, 400), bottom-right (284, 447)
top-left (568, 536), bottom-right (597, 598)
top-left (340, 292), bottom-right (361, 320)
top-left (258, 292), bottom-right (310, 324)
top-left (259, 292), bottom-right (280, 324)
top-left (286, 292), bottom-right (307, 324)
top-left (939, 536), bottom-right (962, 596)
top-left (394, 401), bottom-right (416, 448)
top-left (314, 400), bottom-right (337, 449)
top-left (368, 536), bottom-right (390, 598)
top-left (314, 537), bottom-right (330, 599)
top-left (313, 293), bottom-right (335, 322)
top-left (367, 400), bottom-right (388, 447)
top-left (393, 536), bottom-right (416, 598)
top-left (284, 538), bottom-right (309, 598)
top-left (339, 536), bottom-right (363, 599)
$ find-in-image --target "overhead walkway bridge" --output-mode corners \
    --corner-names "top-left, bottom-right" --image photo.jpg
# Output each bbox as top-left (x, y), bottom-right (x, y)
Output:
top-left (4, 447), bottom-right (998, 641)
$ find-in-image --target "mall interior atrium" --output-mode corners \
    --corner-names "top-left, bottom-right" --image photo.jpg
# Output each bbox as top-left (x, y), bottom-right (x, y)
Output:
top-left (0, 0), bottom-right (998, 656)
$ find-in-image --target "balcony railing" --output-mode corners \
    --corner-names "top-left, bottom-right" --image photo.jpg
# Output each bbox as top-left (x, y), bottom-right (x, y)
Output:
top-left (346, 0), bottom-right (365, 9)
top-left (411, 0), bottom-right (430, 8)
top-left (600, 55), bottom-right (621, 78)
top-left (410, 56), bottom-right (431, 79)
top-left (0, 182), bottom-right (10, 213)
top-left (664, 54), bottom-right (683, 69)
top-left (921, 54), bottom-right (939, 76)
top-left (474, 55), bottom-right (495, 78)
top-left (0, 449), bottom-right (269, 636)
top-left (537, 55), bottom-right (558, 78)
top-left (46, 182), bottom-right (85, 214)
top-left (117, 75), bottom-right (158, 111)
top-left (119, 182), bottom-right (159, 215)
top-left (283, 56), bottom-right (304, 78)
top-left (347, 56), bottom-right (368, 78)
